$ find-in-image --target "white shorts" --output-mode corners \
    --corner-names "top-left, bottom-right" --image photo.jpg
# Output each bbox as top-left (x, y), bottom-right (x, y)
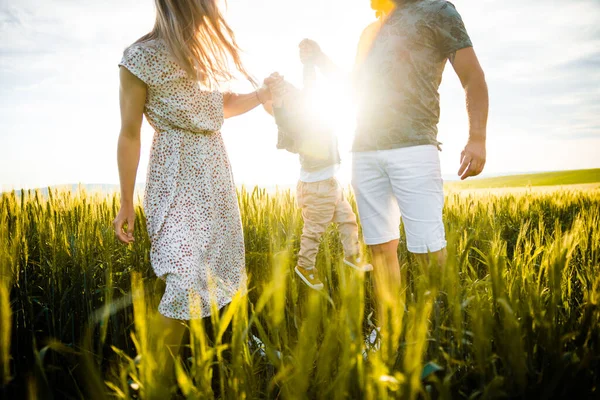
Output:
top-left (351, 145), bottom-right (446, 253)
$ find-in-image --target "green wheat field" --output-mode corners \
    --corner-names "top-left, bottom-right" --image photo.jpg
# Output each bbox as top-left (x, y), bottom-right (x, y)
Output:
top-left (1, 169), bottom-right (600, 399)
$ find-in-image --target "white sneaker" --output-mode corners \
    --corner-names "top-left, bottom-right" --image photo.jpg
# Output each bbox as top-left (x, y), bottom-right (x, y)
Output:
top-left (362, 326), bottom-right (382, 360)
top-left (344, 256), bottom-right (373, 272)
top-left (368, 326), bottom-right (381, 349)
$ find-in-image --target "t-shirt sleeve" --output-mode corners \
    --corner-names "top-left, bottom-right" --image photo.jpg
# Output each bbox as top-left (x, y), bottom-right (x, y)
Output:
top-left (354, 21), bottom-right (380, 67)
top-left (434, 2), bottom-right (473, 57)
top-left (119, 45), bottom-right (153, 85)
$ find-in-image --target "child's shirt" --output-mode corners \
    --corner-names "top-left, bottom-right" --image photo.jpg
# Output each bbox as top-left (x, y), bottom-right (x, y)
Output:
top-left (272, 83), bottom-right (341, 182)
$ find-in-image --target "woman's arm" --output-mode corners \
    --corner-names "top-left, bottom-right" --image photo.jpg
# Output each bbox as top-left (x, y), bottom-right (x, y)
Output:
top-left (300, 21), bottom-right (382, 88)
top-left (223, 86), bottom-right (271, 119)
top-left (113, 67), bottom-right (146, 244)
top-left (262, 100), bottom-right (274, 116)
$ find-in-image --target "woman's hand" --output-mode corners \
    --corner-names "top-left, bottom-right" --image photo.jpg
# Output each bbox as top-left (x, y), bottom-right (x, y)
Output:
top-left (113, 204), bottom-right (136, 244)
top-left (222, 73), bottom-right (281, 118)
top-left (264, 73), bottom-right (286, 106)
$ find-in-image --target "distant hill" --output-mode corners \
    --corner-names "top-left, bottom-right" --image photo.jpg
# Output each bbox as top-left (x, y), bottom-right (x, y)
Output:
top-left (446, 169), bottom-right (600, 189)
top-left (12, 184), bottom-right (108, 195)
top-left (3, 183), bottom-right (285, 197)
top-left (5, 184), bottom-right (139, 198)
top-left (4, 169), bottom-right (600, 196)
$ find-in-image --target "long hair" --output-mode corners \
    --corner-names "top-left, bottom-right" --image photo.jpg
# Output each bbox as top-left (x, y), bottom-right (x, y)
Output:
top-left (136, 0), bottom-right (255, 88)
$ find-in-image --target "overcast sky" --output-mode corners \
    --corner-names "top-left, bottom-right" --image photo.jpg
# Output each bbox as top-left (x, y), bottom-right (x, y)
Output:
top-left (1, 0), bottom-right (599, 191)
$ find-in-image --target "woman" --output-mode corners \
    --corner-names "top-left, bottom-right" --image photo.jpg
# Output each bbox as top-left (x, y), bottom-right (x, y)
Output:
top-left (113, 0), bottom-right (275, 350)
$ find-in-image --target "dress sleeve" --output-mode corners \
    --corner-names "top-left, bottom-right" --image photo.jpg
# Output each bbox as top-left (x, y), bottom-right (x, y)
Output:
top-left (119, 45), bottom-right (153, 85)
top-left (434, 2), bottom-right (473, 58)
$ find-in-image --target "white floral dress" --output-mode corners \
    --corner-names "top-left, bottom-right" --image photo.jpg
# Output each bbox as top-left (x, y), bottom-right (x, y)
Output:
top-left (119, 39), bottom-right (246, 320)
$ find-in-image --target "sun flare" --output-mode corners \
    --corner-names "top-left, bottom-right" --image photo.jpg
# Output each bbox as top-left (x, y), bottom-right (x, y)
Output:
top-left (304, 81), bottom-right (357, 152)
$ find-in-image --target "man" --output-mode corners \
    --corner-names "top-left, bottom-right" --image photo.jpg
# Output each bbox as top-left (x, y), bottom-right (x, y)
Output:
top-left (300, 0), bottom-right (488, 310)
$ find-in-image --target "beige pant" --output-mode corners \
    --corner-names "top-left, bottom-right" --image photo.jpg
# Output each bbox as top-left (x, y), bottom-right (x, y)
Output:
top-left (296, 178), bottom-right (360, 268)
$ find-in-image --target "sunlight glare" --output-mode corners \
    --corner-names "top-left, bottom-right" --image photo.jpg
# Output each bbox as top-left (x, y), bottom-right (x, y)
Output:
top-left (302, 79), bottom-right (357, 184)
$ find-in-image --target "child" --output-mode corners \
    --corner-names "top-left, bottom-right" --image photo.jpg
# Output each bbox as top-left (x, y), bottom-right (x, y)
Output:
top-left (264, 63), bottom-right (372, 291)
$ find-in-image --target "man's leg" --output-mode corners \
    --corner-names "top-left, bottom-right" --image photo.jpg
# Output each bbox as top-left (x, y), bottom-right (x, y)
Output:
top-left (369, 240), bottom-right (402, 304)
top-left (352, 151), bottom-right (403, 343)
top-left (369, 239), bottom-right (405, 363)
top-left (387, 145), bottom-right (447, 280)
top-left (414, 249), bottom-right (447, 268)
top-left (414, 249), bottom-right (447, 288)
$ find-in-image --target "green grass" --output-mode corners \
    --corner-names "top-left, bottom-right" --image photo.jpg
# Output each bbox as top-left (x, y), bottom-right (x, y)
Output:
top-left (446, 168), bottom-right (600, 189)
top-left (1, 186), bottom-right (600, 399)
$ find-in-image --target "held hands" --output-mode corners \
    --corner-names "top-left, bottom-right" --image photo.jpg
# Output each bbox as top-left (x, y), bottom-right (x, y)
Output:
top-left (113, 204), bottom-right (136, 244)
top-left (264, 72), bottom-right (286, 107)
top-left (458, 138), bottom-right (486, 180)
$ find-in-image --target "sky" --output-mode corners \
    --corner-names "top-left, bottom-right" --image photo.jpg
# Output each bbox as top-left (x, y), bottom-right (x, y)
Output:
top-left (0, 0), bottom-right (599, 191)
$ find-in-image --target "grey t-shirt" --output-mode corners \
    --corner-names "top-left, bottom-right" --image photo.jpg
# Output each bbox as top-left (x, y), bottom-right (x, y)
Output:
top-left (353, 0), bottom-right (473, 152)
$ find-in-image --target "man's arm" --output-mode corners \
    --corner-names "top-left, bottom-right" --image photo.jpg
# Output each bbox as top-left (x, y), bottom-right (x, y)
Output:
top-left (299, 20), bottom-right (382, 83)
top-left (297, 27), bottom-right (374, 99)
top-left (353, 21), bottom-right (381, 72)
top-left (451, 47), bottom-right (489, 180)
top-left (299, 39), bottom-right (343, 80)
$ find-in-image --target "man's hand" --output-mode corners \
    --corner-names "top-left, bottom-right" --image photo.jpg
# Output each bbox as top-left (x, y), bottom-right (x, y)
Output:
top-left (451, 47), bottom-right (489, 181)
top-left (299, 39), bottom-right (323, 65)
top-left (458, 138), bottom-right (486, 180)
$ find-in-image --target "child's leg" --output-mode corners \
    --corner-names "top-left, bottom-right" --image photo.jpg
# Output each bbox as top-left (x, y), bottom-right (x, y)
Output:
top-left (297, 179), bottom-right (337, 268)
top-left (332, 184), bottom-right (361, 258)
